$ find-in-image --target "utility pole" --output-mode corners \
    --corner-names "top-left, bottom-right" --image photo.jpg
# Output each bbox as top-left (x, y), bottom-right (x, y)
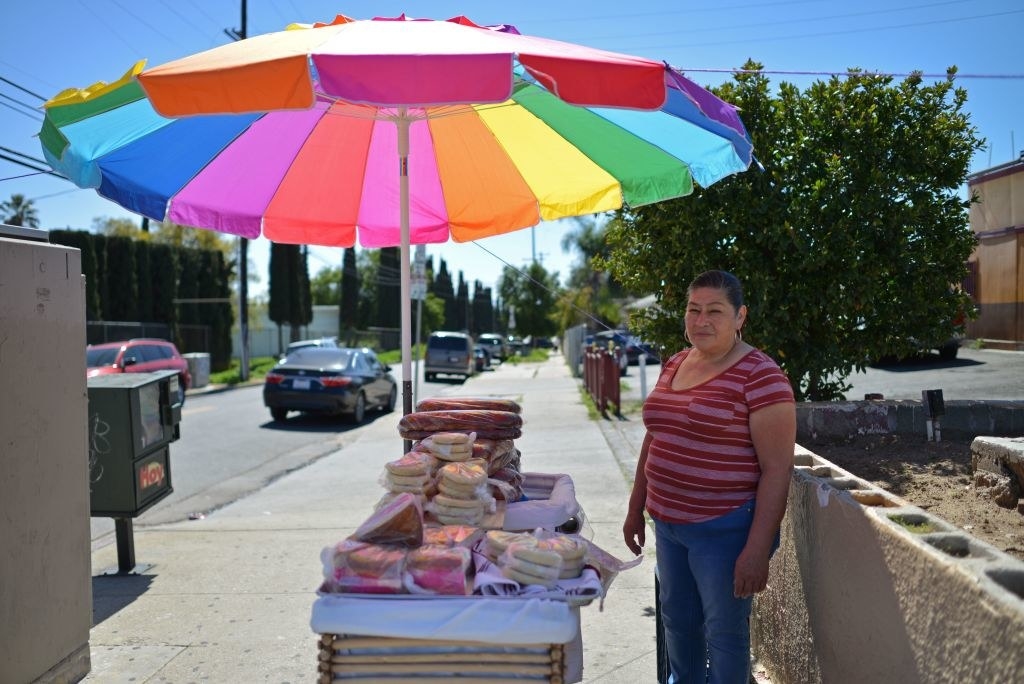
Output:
top-left (225, 0), bottom-right (250, 381)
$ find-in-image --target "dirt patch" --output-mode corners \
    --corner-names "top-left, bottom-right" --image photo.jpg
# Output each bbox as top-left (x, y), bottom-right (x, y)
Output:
top-left (807, 434), bottom-right (1024, 562)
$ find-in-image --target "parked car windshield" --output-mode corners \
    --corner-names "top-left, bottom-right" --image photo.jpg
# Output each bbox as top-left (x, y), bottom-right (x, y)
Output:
top-left (283, 348), bottom-right (355, 368)
top-left (86, 347), bottom-right (120, 367)
top-left (429, 336), bottom-right (469, 351)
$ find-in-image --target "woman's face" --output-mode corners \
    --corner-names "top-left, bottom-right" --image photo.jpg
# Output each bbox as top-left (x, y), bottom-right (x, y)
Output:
top-left (685, 286), bottom-right (746, 351)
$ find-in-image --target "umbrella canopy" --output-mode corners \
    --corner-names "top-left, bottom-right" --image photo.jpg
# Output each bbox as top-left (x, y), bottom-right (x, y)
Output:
top-left (39, 13), bottom-right (754, 412)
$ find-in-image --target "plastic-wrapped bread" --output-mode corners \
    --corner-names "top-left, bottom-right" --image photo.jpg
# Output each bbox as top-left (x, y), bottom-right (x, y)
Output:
top-left (421, 525), bottom-right (483, 548)
top-left (323, 539), bottom-right (407, 594)
top-left (436, 462), bottom-right (487, 498)
top-left (404, 545), bottom-right (473, 595)
top-left (414, 432), bottom-right (475, 461)
top-left (350, 492), bottom-right (424, 548)
top-left (499, 541), bottom-right (563, 588)
top-left (538, 535), bottom-right (588, 579)
top-left (429, 494), bottom-right (486, 525)
top-left (416, 397), bottom-right (522, 414)
top-left (381, 451), bottom-right (439, 494)
top-left (398, 410), bottom-right (523, 440)
top-left (472, 439), bottom-right (518, 474)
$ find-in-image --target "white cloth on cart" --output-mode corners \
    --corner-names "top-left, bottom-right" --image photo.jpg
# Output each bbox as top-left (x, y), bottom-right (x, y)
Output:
top-left (310, 594), bottom-right (578, 644)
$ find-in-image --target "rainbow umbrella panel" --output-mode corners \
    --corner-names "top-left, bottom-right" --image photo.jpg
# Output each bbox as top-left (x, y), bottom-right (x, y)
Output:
top-left (40, 14), bottom-right (752, 248)
top-left (40, 13), bottom-right (754, 411)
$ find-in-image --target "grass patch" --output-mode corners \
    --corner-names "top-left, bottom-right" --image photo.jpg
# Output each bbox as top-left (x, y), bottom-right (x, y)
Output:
top-left (889, 515), bottom-right (937, 534)
top-left (504, 348), bottom-right (551, 364)
top-left (209, 356), bottom-right (278, 385)
top-left (377, 344), bottom-right (425, 365)
top-left (578, 386), bottom-right (602, 420)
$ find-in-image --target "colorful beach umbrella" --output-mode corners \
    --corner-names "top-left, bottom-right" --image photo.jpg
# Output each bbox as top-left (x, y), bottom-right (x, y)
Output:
top-left (40, 13), bottom-right (754, 412)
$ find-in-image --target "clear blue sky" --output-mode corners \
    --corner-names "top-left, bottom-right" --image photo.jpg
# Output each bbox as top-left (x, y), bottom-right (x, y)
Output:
top-left (2, 1), bottom-right (1021, 297)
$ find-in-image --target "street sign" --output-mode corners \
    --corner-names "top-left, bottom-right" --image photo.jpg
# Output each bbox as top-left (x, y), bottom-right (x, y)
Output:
top-left (411, 274), bottom-right (427, 300)
top-left (413, 244), bottom-right (426, 277)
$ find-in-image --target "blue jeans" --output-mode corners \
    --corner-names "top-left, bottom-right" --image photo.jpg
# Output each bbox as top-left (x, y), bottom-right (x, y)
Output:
top-left (655, 502), bottom-right (768, 684)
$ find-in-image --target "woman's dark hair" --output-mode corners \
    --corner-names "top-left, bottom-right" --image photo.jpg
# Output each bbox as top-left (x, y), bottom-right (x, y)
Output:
top-left (688, 270), bottom-right (744, 309)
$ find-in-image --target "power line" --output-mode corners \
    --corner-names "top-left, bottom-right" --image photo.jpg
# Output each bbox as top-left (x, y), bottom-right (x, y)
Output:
top-left (0, 99), bottom-right (42, 121)
top-left (680, 68), bottom-right (1024, 81)
top-left (0, 75), bottom-right (46, 101)
top-left (656, 7), bottom-right (1024, 50)
top-left (0, 153), bottom-right (62, 178)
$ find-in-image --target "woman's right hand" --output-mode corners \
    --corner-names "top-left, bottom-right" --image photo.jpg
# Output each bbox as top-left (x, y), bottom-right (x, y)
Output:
top-left (622, 509), bottom-right (646, 556)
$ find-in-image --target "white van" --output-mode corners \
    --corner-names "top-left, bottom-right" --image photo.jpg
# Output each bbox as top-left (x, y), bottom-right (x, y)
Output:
top-left (424, 331), bottom-right (475, 381)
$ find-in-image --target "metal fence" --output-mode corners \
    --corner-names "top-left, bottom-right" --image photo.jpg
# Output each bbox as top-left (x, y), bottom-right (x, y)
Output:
top-left (582, 348), bottom-right (622, 418)
top-left (85, 321), bottom-right (210, 354)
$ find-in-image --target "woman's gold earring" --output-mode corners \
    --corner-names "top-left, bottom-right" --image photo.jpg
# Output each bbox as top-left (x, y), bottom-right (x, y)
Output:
top-left (736, 329), bottom-right (743, 342)
top-left (684, 329), bottom-right (691, 344)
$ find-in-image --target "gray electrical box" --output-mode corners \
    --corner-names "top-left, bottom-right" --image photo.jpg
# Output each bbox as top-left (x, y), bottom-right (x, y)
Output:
top-left (87, 370), bottom-right (181, 517)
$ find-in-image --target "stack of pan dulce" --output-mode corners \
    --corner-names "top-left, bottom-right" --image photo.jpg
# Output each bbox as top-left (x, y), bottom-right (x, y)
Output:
top-left (481, 530), bottom-right (588, 588)
top-left (382, 398), bottom-right (523, 498)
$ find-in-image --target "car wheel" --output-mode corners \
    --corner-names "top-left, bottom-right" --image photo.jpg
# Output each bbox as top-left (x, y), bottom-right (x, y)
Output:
top-left (177, 376), bottom-right (187, 405)
top-left (350, 392), bottom-right (366, 423)
top-left (270, 407), bottom-right (288, 422)
top-left (939, 341), bottom-right (959, 361)
top-left (385, 385), bottom-right (397, 413)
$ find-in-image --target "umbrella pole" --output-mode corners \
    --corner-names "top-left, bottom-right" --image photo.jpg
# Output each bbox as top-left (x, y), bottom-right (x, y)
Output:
top-left (398, 109), bottom-right (413, 453)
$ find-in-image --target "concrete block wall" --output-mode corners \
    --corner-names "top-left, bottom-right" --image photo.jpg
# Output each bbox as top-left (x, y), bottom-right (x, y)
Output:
top-left (797, 400), bottom-right (1024, 442)
top-left (751, 445), bottom-right (1024, 683)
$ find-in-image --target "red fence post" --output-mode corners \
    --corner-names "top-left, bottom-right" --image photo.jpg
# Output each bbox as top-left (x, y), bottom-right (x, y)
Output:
top-left (608, 352), bottom-right (621, 416)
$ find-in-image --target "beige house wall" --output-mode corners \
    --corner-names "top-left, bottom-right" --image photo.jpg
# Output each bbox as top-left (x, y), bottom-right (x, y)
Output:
top-left (967, 160), bottom-right (1024, 345)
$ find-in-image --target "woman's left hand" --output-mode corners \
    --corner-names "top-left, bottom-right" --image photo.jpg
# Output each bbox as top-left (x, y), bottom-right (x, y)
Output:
top-left (733, 545), bottom-right (771, 598)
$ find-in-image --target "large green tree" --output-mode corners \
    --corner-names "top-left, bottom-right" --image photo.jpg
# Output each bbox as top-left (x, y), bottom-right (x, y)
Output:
top-left (558, 216), bottom-right (624, 330)
top-left (311, 265), bottom-right (342, 305)
top-left (497, 262), bottom-right (560, 340)
top-left (605, 63), bottom-right (983, 400)
top-left (340, 248), bottom-right (360, 339)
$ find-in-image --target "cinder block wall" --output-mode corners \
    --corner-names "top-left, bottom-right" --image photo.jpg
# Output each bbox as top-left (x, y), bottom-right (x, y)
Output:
top-left (752, 445), bottom-right (1024, 683)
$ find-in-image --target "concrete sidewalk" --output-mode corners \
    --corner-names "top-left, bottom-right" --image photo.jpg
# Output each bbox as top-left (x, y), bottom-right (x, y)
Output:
top-left (84, 354), bottom-right (660, 682)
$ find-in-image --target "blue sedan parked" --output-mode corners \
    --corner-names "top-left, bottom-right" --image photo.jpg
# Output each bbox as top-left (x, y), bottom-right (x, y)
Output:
top-left (263, 347), bottom-right (397, 423)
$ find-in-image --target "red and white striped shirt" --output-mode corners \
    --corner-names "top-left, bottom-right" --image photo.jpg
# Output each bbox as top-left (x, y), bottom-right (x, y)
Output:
top-left (642, 348), bottom-right (794, 523)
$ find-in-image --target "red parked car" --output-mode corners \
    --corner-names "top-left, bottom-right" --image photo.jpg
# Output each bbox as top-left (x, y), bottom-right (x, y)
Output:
top-left (86, 338), bottom-right (191, 403)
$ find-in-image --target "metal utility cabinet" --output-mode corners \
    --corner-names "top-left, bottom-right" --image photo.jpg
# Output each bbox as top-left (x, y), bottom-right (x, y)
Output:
top-left (0, 224), bottom-right (92, 683)
top-left (86, 370), bottom-right (181, 576)
top-left (86, 371), bottom-right (180, 518)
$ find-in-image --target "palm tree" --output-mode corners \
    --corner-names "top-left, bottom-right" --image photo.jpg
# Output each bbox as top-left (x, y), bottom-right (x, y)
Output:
top-left (1, 194), bottom-right (40, 227)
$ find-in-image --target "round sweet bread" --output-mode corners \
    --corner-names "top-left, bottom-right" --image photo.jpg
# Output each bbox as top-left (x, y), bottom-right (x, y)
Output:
top-left (433, 493), bottom-right (484, 510)
top-left (437, 480), bottom-right (479, 499)
top-left (538, 535), bottom-right (587, 561)
top-left (387, 472), bottom-right (430, 487)
top-left (434, 508), bottom-right (483, 525)
top-left (432, 449), bottom-right (472, 462)
top-left (501, 563), bottom-right (557, 588)
top-left (484, 530), bottom-right (531, 556)
top-left (558, 560), bottom-right (586, 579)
top-left (385, 452), bottom-right (435, 476)
top-left (387, 481), bottom-right (428, 493)
top-left (439, 462), bottom-right (486, 487)
top-left (431, 432), bottom-right (473, 445)
top-left (506, 543), bottom-right (562, 568)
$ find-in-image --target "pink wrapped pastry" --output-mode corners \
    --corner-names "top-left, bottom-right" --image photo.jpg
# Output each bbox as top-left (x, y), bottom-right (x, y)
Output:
top-left (404, 545), bottom-right (473, 595)
top-left (327, 539), bottom-right (407, 594)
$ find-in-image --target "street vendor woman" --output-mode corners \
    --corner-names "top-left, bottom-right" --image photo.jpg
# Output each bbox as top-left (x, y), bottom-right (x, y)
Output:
top-left (622, 269), bottom-right (796, 684)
